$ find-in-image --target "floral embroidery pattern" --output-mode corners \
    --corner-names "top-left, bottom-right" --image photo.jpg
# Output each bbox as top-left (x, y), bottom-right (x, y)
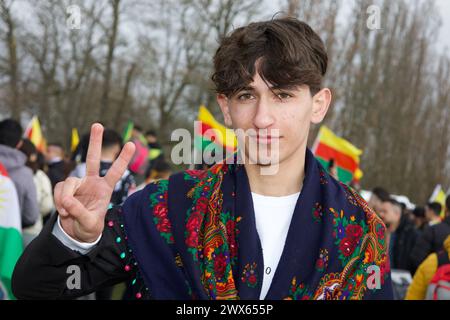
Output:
top-left (315, 248), bottom-right (329, 272)
top-left (312, 202), bottom-right (324, 223)
top-left (319, 168), bottom-right (328, 185)
top-left (241, 262), bottom-right (258, 288)
top-left (331, 208), bottom-right (367, 266)
top-left (149, 180), bottom-right (174, 244)
top-left (285, 277), bottom-right (312, 300)
top-left (184, 164), bottom-right (239, 300)
top-left (284, 185), bottom-right (390, 300)
top-left (340, 182), bottom-right (359, 207)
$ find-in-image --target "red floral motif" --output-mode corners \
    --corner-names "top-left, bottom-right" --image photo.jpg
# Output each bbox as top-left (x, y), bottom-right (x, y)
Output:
top-left (225, 220), bottom-right (238, 259)
top-left (196, 197), bottom-right (208, 213)
top-left (248, 275), bottom-right (257, 285)
top-left (156, 217), bottom-right (171, 233)
top-left (312, 203), bottom-right (323, 223)
top-left (186, 231), bottom-right (198, 247)
top-left (339, 237), bottom-right (357, 257)
top-left (154, 203), bottom-right (168, 218)
top-left (316, 259), bottom-right (324, 270)
top-left (186, 213), bottom-right (202, 233)
top-left (214, 253), bottom-right (227, 279)
top-left (346, 224), bottom-right (363, 239)
top-left (241, 262), bottom-right (258, 288)
top-left (185, 169), bottom-right (208, 180)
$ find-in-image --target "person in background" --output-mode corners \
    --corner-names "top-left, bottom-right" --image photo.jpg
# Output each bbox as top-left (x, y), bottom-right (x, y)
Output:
top-left (327, 158), bottom-right (338, 180)
top-left (405, 235), bottom-right (450, 300)
top-left (368, 187), bottom-right (390, 217)
top-left (378, 198), bottom-right (418, 274)
top-left (36, 152), bottom-right (54, 225)
top-left (45, 142), bottom-right (74, 189)
top-left (18, 139), bottom-right (55, 246)
top-left (144, 129), bottom-right (164, 178)
top-left (137, 159), bottom-right (172, 190)
top-left (410, 198), bottom-right (450, 272)
top-left (0, 161), bottom-right (22, 300)
top-left (128, 125), bottom-right (149, 185)
top-left (99, 129), bottom-right (137, 206)
top-left (424, 202), bottom-right (443, 227)
top-left (0, 119), bottom-right (39, 232)
top-left (70, 133), bottom-right (90, 178)
top-left (411, 206), bottom-right (427, 232)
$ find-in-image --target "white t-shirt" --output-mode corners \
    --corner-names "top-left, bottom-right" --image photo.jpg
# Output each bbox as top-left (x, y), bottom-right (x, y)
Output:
top-left (53, 191), bottom-right (300, 300)
top-left (251, 192), bottom-right (300, 300)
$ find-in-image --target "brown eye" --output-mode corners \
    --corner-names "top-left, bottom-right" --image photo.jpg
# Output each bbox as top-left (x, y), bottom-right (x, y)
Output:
top-left (237, 93), bottom-right (253, 100)
top-left (276, 92), bottom-right (292, 100)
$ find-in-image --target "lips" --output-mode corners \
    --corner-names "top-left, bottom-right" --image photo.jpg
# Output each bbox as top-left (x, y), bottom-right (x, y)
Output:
top-left (250, 135), bottom-right (281, 144)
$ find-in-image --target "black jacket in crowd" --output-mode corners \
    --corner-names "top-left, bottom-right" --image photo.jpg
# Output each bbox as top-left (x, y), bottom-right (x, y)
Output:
top-left (390, 214), bottom-right (419, 274)
top-left (409, 217), bottom-right (450, 272)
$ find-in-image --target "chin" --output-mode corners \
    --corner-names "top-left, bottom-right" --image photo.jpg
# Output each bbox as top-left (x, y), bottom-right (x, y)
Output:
top-left (244, 148), bottom-right (281, 166)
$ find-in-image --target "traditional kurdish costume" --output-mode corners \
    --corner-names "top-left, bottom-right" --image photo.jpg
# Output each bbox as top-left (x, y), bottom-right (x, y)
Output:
top-left (120, 149), bottom-right (393, 299)
top-left (12, 149), bottom-right (393, 300)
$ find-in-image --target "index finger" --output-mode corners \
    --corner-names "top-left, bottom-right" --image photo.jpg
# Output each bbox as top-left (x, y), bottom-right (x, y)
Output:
top-left (85, 123), bottom-right (104, 177)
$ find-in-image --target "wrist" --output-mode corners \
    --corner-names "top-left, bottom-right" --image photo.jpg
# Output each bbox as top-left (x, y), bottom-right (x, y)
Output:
top-left (58, 216), bottom-right (102, 244)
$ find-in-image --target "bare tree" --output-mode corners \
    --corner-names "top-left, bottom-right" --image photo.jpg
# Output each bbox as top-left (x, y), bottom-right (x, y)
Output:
top-left (0, 0), bottom-right (20, 119)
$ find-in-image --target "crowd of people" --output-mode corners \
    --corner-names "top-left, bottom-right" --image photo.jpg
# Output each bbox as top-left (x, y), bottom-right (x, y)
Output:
top-left (0, 118), bottom-right (172, 299)
top-left (1, 115), bottom-right (450, 300)
top-left (368, 187), bottom-right (450, 299)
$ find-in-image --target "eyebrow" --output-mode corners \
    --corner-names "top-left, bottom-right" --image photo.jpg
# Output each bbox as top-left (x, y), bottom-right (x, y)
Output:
top-left (238, 84), bottom-right (299, 92)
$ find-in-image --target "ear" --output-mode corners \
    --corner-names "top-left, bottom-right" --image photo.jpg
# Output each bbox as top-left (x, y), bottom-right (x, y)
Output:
top-left (217, 94), bottom-right (233, 127)
top-left (311, 88), bottom-right (332, 124)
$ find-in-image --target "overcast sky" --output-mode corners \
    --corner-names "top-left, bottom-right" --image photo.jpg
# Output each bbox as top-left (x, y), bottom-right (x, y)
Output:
top-left (436, 0), bottom-right (450, 51)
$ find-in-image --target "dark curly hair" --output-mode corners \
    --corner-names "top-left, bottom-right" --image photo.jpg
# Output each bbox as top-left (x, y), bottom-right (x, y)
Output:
top-left (212, 17), bottom-right (328, 97)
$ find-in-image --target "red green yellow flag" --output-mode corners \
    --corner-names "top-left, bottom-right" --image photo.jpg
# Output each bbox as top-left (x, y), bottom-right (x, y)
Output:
top-left (24, 116), bottom-right (46, 152)
top-left (195, 105), bottom-right (237, 152)
top-left (312, 126), bottom-right (363, 184)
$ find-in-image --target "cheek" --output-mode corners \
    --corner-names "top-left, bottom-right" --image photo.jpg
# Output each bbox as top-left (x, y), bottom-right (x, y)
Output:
top-left (229, 106), bottom-right (254, 128)
top-left (280, 108), bottom-right (312, 136)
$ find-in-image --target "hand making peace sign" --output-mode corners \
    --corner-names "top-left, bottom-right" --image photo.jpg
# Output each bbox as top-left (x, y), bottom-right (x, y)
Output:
top-left (54, 123), bottom-right (136, 243)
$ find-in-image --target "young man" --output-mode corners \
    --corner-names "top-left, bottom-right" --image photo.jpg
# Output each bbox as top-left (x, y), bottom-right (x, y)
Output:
top-left (378, 198), bottom-right (418, 274)
top-left (12, 17), bottom-right (393, 300)
top-left (424, 202), bottom-right (443, 226)
top-left (368, 187), bottom-right (390, 216)
top-left (410, 199), bottom-right (450, 271)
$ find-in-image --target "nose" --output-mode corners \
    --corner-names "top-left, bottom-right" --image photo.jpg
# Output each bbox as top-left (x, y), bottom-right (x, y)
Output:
top-left (252, 96), bottom-right (275, 129)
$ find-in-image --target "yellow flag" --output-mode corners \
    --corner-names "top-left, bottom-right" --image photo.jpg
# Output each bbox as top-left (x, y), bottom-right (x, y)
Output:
top-left (429, 185), bottom-right (447, 219)
top-left (71, 128), bottom-right (80, 152)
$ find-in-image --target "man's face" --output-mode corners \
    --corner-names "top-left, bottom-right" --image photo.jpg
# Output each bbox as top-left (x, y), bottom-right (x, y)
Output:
top-left (368, 195), bottom-right (381, 213)
top-left (425, 206), bottom-right (437, 221)
top-left (378, 202), bottom-right (401, 228)
top-left (217, 71), bottom-right (330, 168)
top-left (146, 134), bottom-right (157, 144)
top-left (45, 145), bottom-right (63, 162)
